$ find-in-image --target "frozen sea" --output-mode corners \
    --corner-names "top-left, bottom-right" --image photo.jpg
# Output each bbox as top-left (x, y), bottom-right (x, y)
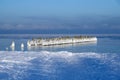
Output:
top-left (0, 34), bottom-right (120, 80)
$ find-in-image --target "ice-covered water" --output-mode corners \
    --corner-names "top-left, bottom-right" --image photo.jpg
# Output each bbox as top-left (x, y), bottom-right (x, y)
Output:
top-left (0, 51), bottom-right (120, 80)
top-left (0, 35), bottom-right (120, 80)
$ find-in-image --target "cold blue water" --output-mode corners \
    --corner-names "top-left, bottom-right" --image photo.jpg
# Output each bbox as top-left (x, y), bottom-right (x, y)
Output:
top-left (0, 34), bottom-right (120, 80)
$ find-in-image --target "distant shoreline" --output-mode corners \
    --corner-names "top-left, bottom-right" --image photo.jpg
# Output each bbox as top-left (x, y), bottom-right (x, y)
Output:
top-left (0, 34), bottom-right (120, 39)
top-left (0, 34), bottom-right (120, 36)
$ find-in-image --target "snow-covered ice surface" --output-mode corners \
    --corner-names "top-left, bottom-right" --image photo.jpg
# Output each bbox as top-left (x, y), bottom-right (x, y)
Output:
top-left (0, 51), bottom-right (120, 80)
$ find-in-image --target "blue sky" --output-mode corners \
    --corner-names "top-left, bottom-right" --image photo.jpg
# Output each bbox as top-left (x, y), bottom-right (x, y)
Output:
top-left (0, 0), bottom-right (120, 17)
top-left (0, 0), bottom-right (120, 34)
